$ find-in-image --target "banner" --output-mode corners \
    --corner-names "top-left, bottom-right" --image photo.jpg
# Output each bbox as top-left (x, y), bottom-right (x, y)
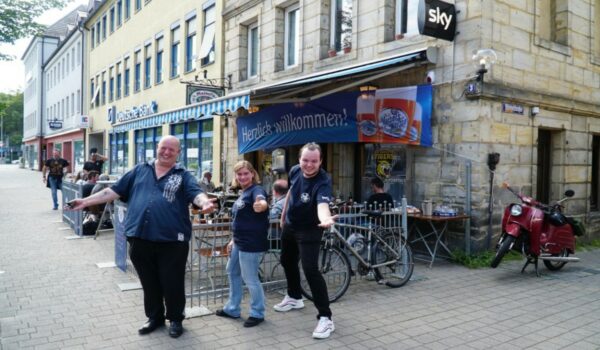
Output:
top-left (237, 85), bottom-right (432, 153)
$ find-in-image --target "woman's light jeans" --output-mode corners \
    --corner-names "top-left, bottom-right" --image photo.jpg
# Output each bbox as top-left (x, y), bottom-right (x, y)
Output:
top-left (223, 243), bottom-right (266, 319)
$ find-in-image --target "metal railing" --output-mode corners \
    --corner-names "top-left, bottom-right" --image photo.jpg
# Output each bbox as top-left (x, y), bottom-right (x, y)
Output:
top-left (61, 181), bottom-right (83, 236)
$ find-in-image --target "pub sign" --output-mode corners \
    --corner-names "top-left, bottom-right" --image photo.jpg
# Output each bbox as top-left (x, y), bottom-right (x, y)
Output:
top-left (417, 0), bottom-right (457, 41)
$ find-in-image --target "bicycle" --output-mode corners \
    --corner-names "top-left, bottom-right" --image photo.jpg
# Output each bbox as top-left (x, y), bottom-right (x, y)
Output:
top-left (300, 210), bottom-right (414, 302)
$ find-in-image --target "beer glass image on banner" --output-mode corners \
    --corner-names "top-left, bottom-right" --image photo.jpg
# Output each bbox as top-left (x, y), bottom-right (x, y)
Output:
top-left (376, 98), bottom-right (416, 143)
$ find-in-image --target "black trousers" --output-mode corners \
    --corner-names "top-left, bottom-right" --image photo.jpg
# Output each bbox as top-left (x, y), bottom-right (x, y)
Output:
top-left (280, 225), bottom-right (331, 319)
top-left (129, 238), bottom-right (189, 322)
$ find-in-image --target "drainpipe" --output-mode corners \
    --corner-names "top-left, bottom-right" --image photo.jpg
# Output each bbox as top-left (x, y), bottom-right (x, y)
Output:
top-left (77, 21), bottom-right (86, 160)
top-left (39, 37), bottom-right (46, 171)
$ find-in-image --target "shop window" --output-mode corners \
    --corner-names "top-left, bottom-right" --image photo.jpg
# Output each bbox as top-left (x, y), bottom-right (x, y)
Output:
top-left (330, 0), bottom-right (352, 52)
top-left (110, 132), bottom-right (129, 174)
top-left (135, 127), bottom-right (162, 164)
top-left (284, 4), bottom-right (299, 69)
top-left (537, 129), bottom-right (553, 204)
top-left (155, 35), bottom-right (163, 84)
top-left (170, 120), bottom-right (213, 176)
top-left (134, 50), bottom-right (141, 92)
top-left (170, 25), bottom-right (180, 78)
top-left (144, 43), bottom-right (152, 89)
top-left (247, 23), bottom-right (259, 78)
top-left (200, 4), bottom-right (216, 66)
top-left (74, 140), bottom-right (85, 171)
top-left (592, 135), bottom-right (600, 211)
top-left (185, 16), bottom-right (197, 72)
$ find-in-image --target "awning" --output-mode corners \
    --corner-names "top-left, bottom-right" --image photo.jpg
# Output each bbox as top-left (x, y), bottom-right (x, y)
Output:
top-left (247, 46), bottom-right (437, 104)
top-left (111, 94), bottom-right (249, 132)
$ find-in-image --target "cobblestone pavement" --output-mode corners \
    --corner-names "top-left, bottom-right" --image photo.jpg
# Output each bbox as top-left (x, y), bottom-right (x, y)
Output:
top-left (1, 164), bottom-right (599, 349)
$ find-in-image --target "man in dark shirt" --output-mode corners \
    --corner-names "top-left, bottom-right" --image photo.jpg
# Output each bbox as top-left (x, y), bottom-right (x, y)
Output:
top-left (68, 136), bottom-right (215, 338)
top-left (83, 148), bottom-right (107, 173)
top-left (42, 149), bottom-right (69, 210)
top-left (366, 177), bottom-right (394, 210)
top-left (82, 171), bottom-right (99, 198)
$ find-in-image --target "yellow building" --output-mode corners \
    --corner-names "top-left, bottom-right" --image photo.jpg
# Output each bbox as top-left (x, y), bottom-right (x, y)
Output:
top-left (84, 0), bottom-right (245, 183)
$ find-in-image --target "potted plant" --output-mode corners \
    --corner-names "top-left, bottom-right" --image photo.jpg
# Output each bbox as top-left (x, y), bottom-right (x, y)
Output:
top-left (328, 47), bottom-right (337, 57)
top-left (342, 38), bottom-right (352, 54)
top-left (343, 44), bottom-right (351, 54)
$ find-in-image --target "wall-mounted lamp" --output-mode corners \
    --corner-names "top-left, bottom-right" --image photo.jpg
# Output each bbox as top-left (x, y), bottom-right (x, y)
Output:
top-left (473, 49), bottom-right (497, 83)
top-left (359, 84), bottom-right (378, 99)
top-left (247, 106), bottom-right (260, 114)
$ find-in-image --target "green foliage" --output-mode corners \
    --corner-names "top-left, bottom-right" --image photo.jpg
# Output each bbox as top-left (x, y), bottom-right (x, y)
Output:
top-left (451, 249), bottom-right (521, 269)
top-left (577, 239), bottom-right (600, 251)
top-left (0, 92), bottom-right (23, 146)
top-left (0, 0), bottom-right (69, 60)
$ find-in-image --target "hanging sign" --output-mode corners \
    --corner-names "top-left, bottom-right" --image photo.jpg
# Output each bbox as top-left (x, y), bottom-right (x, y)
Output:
top-left (236, 85), bottom-right (433, 153)
top-left (417, 0), bottom-right (457, 41)
top-left (186, 86), bottom-right (224, 105)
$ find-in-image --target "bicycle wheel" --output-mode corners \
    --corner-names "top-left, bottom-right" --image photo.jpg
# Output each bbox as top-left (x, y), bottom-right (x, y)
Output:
top-left (373, 232), bottom-right (414, 288)
top-left (300, 244), bottom-right (351, 303)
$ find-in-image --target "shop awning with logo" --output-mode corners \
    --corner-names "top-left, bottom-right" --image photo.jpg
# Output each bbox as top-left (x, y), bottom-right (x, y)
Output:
top-left (111, 94), bottom-right (249, 132)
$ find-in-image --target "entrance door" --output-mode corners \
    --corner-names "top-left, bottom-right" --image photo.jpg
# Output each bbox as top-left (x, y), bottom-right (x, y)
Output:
top-left (536, 129), bottom-right (552, 204)
top-left (63, 141), bottom-right (73, 173)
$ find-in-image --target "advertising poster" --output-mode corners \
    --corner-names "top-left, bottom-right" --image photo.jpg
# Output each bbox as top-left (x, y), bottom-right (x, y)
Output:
top-left (237, 85), bottom-right (432, 153)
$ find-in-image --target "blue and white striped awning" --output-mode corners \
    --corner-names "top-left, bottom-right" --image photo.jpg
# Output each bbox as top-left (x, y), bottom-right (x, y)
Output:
top-left (111, 94), bottom-right (249, 133)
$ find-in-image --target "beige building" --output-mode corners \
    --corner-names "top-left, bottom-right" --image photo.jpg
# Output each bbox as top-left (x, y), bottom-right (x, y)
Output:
top-left (83, 0), bottom-right (243, 183)
top-left (221, 0), bottom-right (600, 249)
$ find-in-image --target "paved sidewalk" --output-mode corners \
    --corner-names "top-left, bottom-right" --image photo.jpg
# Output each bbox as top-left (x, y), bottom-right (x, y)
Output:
top-left (1, 164), bottom-right (599, 349)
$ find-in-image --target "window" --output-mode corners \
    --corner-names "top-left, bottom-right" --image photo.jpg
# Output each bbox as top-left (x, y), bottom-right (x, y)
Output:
top-left (102, 15), bottom-right (107, 40)
top-left (95, 75), bottom-right (100, 105)
top-left (185, 16), bottom-right (196, 72)
top-left (101, 72), bottom-right (106, 105)
top-left (537, 129), bottom-right (553, 204)
top-left (110, 7), bottom-right (115, 33)
top-left (66, 53), bottom-right (70, 73)
top-left (71, 47), bottom-right (75, 69)
top-left (117, 0), bottom-right (122, 26)
top-left (71, 93), bottom-right (74, 115)
top-left (144, 43), bottom-right (152, 88)
top-left (124, 57), bottom-right (130, 96)
top-left (96, 22), bottom-right (101, 45)
top-left (135, 127), bottom-right (162, 163)
top-left (125, 0), bottom-right (131, 19)
top-left (76, 89), bottom-right (81, 113)
top-left (155, 36), bottom-right (163, 83)
top-left (77, 43), bottom-right (81, 66)
top-left (90, 80), bottom-right (95, 108)
top-left (66, 96), bottom-right (70, 117)
top-left (135, 0), bottom-right (141, 12)
top-left (592, 135), bottom-right (600, 210)
top-left (110, 132), bottom-right (129, 174)
top-left (395, 0), bottom-right (419, 38)
top-left (284, 4), bottom-right (299, 68)
top-left (109, 67), bottom-right (114, 101)
top-left (538, 0), bottom-right (569, 46)
top-left (200, 5), bottom-right (216, 66)
top-left (116, 63), bottom-right (122, 99)
top-left (134, 51), bottom-right (141, 92)
top-left (170, 120), bottom-right (213, 175)
top-left (330, 0), bottom-right (352, 52)
top-left (170, 25), bottom-right (180, 78)
top-left (247, 23), bottom-right (259, 78)
top-left (91, 27), bottom-right (95, 48)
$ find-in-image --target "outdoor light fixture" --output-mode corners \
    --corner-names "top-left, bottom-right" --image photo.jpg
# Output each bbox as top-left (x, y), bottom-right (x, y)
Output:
top-left (359, 84), bottom-right (378, 99)
top-left (466, 48), bottom-right (497, 95)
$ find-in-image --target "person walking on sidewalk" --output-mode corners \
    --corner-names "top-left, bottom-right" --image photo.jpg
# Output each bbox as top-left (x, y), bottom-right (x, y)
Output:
top-left (215, 161), bottom-right (269, 327)
top-left (42, 149), bottom-right (69, 210)
top-left (274, 142), bottom-right (338, 339)
top-left (67, 135), bottom-right (215, 338)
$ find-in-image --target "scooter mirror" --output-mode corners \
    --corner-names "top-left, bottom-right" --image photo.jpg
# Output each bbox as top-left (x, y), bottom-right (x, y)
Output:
top-left (564, 189), bottom-right (575, 197)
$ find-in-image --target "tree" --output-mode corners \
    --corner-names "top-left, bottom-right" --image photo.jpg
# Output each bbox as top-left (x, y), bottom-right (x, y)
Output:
top-left (0, 92), bottom-right (24, 147)
top-left (0, 0), bottom-right (69, 60)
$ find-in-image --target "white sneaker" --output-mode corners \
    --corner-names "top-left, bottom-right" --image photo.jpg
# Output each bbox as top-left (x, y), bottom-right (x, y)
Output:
top-left (312, 317), bottom-right (335, 339)
top-left (273, 295), bottom-right (305, 312)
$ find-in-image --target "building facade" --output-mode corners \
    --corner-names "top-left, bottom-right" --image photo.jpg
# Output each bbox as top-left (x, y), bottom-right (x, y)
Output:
top-left (84, 0), bottom-right (241, 183)
top-left (221, 0), bottom-right (600, 249)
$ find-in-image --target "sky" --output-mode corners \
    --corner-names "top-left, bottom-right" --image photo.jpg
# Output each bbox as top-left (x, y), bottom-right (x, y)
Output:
top-left (0, 0), bottom-right (89, 94)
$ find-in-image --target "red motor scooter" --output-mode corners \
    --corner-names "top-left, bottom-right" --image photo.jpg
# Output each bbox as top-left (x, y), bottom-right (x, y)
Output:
top-left (491, 182), bottom-right (583, 276)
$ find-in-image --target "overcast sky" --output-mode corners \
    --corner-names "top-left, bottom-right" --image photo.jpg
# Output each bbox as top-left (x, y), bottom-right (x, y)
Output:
top-left (0, 0), bottom-right (88, 94)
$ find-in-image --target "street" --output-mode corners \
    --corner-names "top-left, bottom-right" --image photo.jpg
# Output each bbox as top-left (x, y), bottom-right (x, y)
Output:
top-left (1, 164), bottom-right (599, 349)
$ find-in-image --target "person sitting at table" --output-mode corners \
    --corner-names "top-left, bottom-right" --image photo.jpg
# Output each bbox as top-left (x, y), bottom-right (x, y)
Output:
top-left (366, 177), bottom-right (394, 211)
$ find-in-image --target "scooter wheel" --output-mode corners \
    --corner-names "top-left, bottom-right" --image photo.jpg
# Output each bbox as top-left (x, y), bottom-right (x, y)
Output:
top-left (491, 235), bottom-right (515, 268)
top-left (543, 248), bottom-right (569, 271)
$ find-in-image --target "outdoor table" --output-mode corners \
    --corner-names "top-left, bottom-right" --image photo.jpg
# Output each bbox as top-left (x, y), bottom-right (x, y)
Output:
top-left (408, 213), bottom-right (470, 267)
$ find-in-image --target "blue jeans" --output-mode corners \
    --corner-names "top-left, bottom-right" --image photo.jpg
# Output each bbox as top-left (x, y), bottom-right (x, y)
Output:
top-left (48, 176), bottom-right (61, 209)
top-left (223, 244), bottom-right (265, 319)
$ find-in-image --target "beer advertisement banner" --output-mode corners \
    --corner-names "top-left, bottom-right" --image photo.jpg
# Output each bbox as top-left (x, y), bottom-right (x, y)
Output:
top-left (236, 85), bottom-right (432, 154)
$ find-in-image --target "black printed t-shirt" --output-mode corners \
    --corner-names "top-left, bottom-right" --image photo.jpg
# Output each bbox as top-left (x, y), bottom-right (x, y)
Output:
top-left (285, 164), bottom-right (333, 229)
top-left (231, 184), bottom-right (269, 252)
top-left (45, 158), bottom-right (69, 178)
